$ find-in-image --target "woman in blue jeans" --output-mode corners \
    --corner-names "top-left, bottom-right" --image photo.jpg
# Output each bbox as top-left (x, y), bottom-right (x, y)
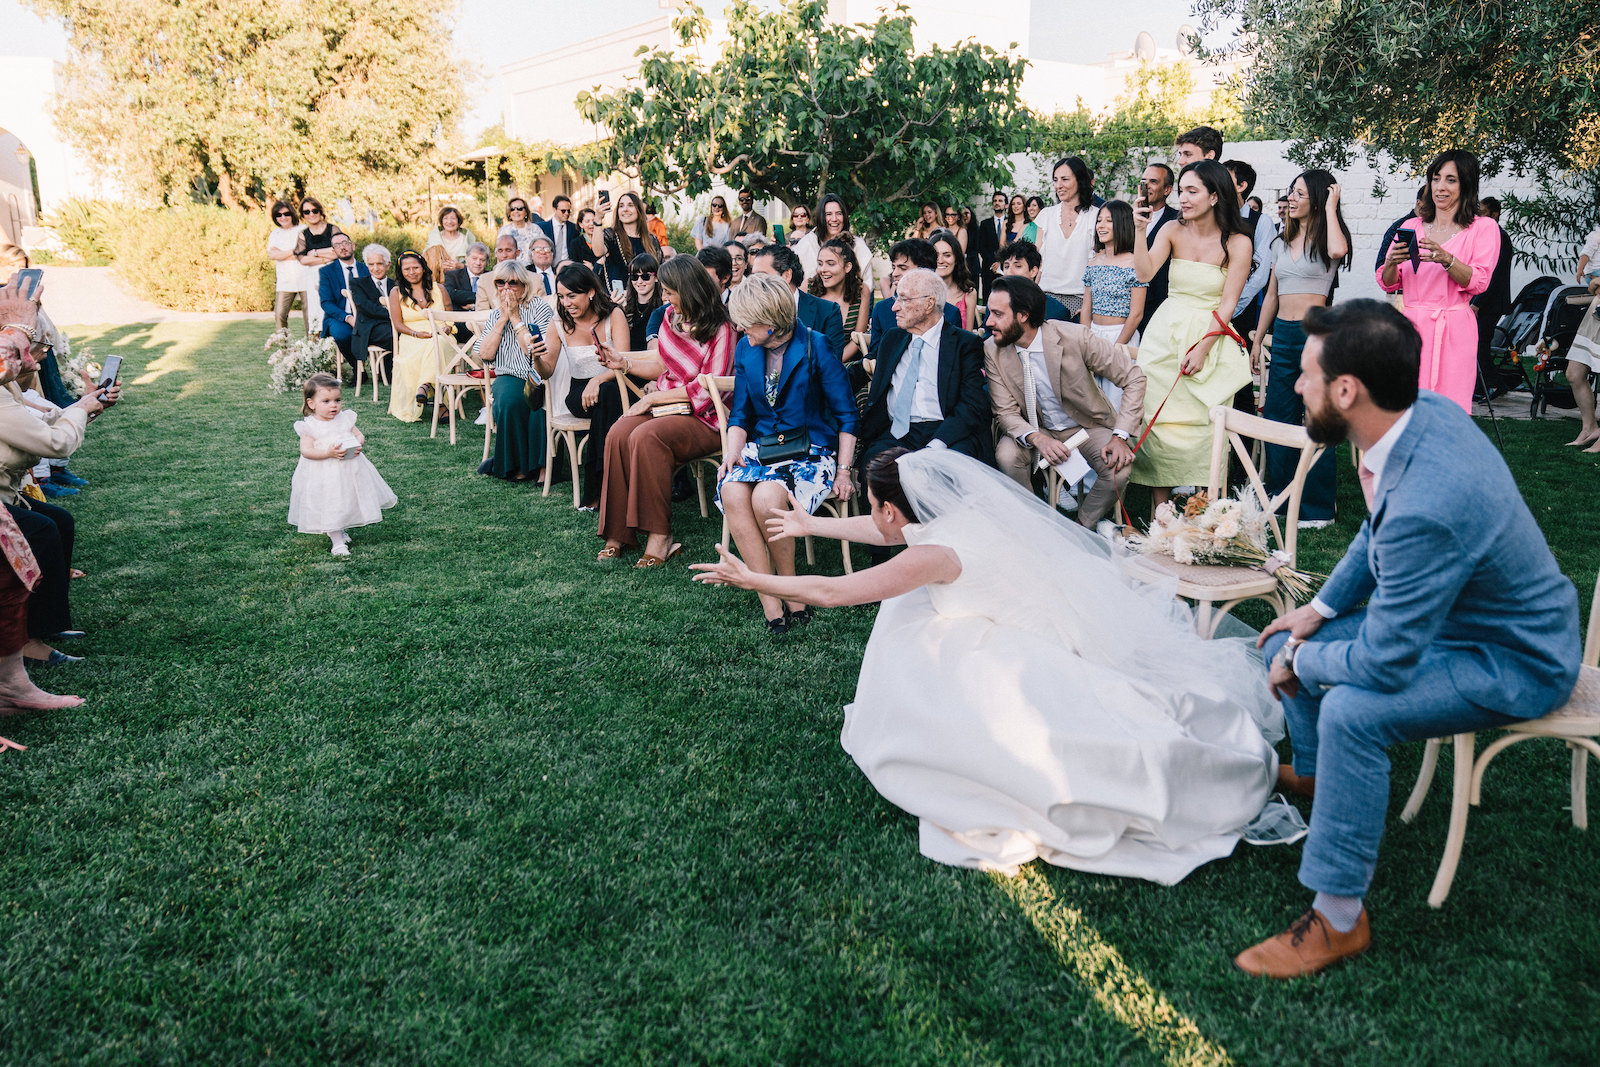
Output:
top-left (1250, 169), bottom-right (1351, 526)
top-left (717, 274), bottom-right (858, 635)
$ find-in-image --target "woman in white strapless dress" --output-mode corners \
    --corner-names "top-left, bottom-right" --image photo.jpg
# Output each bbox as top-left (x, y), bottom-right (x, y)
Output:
top-left (693, 447), bottom-right (1297, 884)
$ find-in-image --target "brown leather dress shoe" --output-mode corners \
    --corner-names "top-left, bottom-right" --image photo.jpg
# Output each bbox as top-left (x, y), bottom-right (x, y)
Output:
top-left (1233, 908), bottom-right (1370, 978)
top-left (1276, 764), bottom-right (1316, 799)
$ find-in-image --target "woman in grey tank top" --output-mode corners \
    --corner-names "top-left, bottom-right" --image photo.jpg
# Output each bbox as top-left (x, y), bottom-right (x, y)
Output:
top-left (1250, 170), bottom-right (1352, 526)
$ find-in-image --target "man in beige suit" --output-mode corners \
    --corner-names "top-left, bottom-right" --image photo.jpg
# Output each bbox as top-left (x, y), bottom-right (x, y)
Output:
top-left (984, 275), bottom-right (1146, 528)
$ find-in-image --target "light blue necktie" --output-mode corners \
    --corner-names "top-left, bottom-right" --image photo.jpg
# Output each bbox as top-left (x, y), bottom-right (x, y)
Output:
top-left (890, 337), bottom-right (925, 439)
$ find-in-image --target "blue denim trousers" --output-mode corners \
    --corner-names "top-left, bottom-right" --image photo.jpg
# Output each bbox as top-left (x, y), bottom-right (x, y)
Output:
top-left (1264, 613), bottom-right (1519, 896)
top-left (1262, 317), bottom-right (1338, 522)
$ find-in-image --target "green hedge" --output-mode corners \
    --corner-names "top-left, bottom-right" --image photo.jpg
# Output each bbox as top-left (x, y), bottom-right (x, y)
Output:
top-left (49, 201), bottom-right (429, 313)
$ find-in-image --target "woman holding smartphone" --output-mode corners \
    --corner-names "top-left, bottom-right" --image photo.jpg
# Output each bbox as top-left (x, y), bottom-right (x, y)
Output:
top-left (472, 260), bottom-right (557, 482)
top-left (1376, 149), bottom-right (1500, 412)
top-left (552, 265), bottom-right (630, 509)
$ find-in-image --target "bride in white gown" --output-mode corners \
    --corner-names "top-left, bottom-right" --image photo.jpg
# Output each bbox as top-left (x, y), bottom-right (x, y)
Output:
top-left (692, 447), bottom-right (1295, 885)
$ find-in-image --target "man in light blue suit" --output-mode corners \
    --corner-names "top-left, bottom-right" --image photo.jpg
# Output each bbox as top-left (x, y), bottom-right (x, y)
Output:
top-left (317, 232), bottom-right (368, 368)
top-left (1237, 299), bottom-right (1580, 979)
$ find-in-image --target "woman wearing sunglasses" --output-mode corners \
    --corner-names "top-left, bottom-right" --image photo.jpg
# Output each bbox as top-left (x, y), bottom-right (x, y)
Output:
top-left (497, 197), bottom-right (542, 265)
top-left (266, 200), bottom-right (312, 333)
top-left (623, 254), bottom-right (663, 351)
top-left (474, 260), bottom-right (558, 481)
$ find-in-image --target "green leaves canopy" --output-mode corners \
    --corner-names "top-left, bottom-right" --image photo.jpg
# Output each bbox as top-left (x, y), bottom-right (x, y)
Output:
top-left (1193, 0), bottom-right (1600, 173)
top-left (576, 0), bottom-right (1028, 241)
top-left (29, 0), bottom-right (465, 211)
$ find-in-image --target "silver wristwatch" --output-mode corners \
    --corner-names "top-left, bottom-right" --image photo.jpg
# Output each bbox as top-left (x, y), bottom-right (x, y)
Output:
top-left (1274, 636), bottom-right (1303, 674)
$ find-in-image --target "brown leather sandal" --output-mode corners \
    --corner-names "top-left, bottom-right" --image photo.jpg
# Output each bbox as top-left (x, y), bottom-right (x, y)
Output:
top-left (596, 545), bottom-right (625, 561)
top-left (634, 543), bottom-right (683, 569)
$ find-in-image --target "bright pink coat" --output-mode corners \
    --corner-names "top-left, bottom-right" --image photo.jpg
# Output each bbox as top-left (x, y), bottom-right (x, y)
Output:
top-left (1376, 214), bottom-right (1500, 411)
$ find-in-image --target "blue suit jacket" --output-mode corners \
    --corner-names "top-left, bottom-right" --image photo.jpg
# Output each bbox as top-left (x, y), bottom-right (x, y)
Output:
top-left (319, 260), bottom-right (369, 341)
top-left (729, 324), bottom-right (859, 449)
top-left (1296, 393), bottom-right (1579, 716)
top-left (867, 297), bottom-right (962, 361)
top-left (796, 290), bottom-right (848, 363)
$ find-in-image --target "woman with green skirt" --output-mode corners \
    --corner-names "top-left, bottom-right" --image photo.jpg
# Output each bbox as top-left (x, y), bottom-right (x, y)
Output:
top-left (473, 260), bottom-right (557, 481)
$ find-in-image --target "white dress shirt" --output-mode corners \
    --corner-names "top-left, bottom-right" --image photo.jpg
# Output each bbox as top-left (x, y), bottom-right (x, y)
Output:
top-left (1309, 406), bottom-right (1414, 619)
top-left (1238, 208), bottom-right (1276, 308)
top-left (1017, 329), bottom-right (1074, 441)
top-left (1038, 204), bottom-right (1095, 295)
top-left (889, 320), bottom-right (945, 423)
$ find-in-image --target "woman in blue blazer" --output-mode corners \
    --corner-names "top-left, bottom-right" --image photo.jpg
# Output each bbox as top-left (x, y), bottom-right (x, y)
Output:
top-left (718, 274), bottom-right (859, 634)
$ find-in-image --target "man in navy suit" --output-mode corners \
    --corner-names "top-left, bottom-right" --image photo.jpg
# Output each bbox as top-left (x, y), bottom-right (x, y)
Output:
top-left (746, 243), bottom-right (848, 361)
top-left (535, 195), bottom-right (598, 271)
top-left (857, 267), bottom-right (993, 467)
top-left (867, 240), bottom-right (962, 362)
top-left (1236, 300), bottom-right (1581, 979)
top-left (1137, 162), bottom-right (1181, 335)
top-left (318, 232), bottom-right (368, 366)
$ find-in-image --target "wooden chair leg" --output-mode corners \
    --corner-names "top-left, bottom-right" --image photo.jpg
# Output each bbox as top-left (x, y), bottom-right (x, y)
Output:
top-left (695, 465), bottom-right (709, 518)
top-left (570, 432), bottom-right (583, 509)
top-left (1400, 737), bottom-right (1444, 822)
top-left (805, 535), bottom-right (816, 566)
top-left (1574, 742), bottom-right (1590, 831)
top-left (1192, 599), bottom-right (1216, 639)
top-left (1426, 732), bottom-right (1476, 908)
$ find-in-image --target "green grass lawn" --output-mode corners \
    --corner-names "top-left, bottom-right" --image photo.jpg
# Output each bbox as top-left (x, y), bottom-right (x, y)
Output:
top-left (1, 320), bottom-right (1596, 1065)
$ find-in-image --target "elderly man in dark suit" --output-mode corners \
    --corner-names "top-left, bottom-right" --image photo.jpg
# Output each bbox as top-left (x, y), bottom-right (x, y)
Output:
top-left (349, 243), bottom-right (396, 380)
top-left (858, 268), bottom-right (993, 466)
top-left (442, 242), bottom-right (491, 311)
top-left (746, 243), bottom-right (848, 360)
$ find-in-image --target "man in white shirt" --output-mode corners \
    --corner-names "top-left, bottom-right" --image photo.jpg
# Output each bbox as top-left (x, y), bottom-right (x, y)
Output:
top-left (529, 238), bottom-right (558, 299)
top-left (1035, 157), bottom-right (1096, 316)
top-left (983, 275), bottom-right (1144, 527)
top-left (858, 269), bottom-right (993, 466)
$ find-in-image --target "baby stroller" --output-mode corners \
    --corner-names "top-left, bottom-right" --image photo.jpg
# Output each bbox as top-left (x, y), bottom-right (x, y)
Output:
top-left (1529, 282), bottom-right (1595, 417)
top-left (1485, 276), bottom-right (1558, 394)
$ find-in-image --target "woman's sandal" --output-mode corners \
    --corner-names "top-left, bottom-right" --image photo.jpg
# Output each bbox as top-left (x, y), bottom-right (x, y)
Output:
top-left (787, 607), bottom-right (813, 626)
top-left (596, 545), bottom-right (625, 561)
top-left (765, 614), bottom-right (791, 635)
top-left (634, 543), bottom-right (683, 569)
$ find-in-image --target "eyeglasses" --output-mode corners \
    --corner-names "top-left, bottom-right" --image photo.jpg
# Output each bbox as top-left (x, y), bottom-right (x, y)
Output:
top-left (509, 206), bottom-right (527, 214)
top-left (629, 271), bottom-right (656, 281)
top-left (892, 293), bottom-right (935, 306)
top-left (274, 211), bottom-right (292, 218)
top-left (302, 207), bottom-right (321, 216)
top-left (494, 279), bottom-right (523, 288)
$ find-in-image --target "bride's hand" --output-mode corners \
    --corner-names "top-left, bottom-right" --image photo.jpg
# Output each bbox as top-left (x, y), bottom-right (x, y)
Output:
top-left (764, 492), bottom-right (811, 542)
top-left (690, 543), bottom-right (757, 589)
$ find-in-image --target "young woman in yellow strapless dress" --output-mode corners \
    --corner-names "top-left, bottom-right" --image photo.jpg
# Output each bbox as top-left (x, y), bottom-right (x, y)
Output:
top-left (1130, 160), bottom-right (1256, 506)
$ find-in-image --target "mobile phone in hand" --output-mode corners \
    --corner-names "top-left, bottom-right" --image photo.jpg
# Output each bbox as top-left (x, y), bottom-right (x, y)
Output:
top-left (96, 354), bottom-right (122, 393)
top-left (13, 268), bottom-right (42, 301)
top-left (1393, 230), bottom-right (1420, 272)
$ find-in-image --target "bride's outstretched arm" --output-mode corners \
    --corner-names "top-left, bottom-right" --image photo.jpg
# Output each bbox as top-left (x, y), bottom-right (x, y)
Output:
top-left (764, 494), bottom-right (887, 545)
top-left (691, 544), bottom-right (960, 608)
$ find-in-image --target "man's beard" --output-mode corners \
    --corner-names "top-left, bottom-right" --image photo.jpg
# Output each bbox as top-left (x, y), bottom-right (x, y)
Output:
top-left (995, 321), bottom-right (1025, 349)
top-left (1304, 395), bottom-right (1349, 445)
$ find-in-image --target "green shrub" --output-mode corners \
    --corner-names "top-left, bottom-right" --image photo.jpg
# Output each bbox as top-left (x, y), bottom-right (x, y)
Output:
top-left (112, 207), bottom-right (277, 312)
top-left (44, 197), bottom-right (121, 265)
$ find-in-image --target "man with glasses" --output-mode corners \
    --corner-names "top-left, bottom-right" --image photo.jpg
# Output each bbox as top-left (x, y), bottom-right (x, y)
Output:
top-left (528, 237), bottom-right (558, 298)
top-left (536, 194), bottom-right (597, 271)
top-left (858, 267), bottom-right (993, 468)
top-left (316, 232), bottom-right (367, 370)
top-left (730, 189), bottom-right (767, 239)
top-left (867, 239), bottom-right (962, 363)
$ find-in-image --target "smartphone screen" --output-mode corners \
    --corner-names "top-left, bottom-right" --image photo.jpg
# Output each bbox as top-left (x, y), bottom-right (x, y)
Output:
top-left (14, 268), bottom-right (42, 301)
top-left (97, 354), bottom-right (122, 392)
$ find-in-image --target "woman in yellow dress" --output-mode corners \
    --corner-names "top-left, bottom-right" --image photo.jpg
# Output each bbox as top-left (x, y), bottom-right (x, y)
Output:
top-left (1129, 160), bottom-right (1255, 506)
top-left (386, 251), bottom-right (457, 423)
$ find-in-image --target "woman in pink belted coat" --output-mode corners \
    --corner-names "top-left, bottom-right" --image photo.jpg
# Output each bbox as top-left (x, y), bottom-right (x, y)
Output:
top-left (1377, 149), bottom-right (1501, 411)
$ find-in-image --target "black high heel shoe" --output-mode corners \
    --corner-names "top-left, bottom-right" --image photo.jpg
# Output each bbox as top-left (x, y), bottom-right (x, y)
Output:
top-left (787, 607), bottom-right (813, 626)
top-left (765, 611), bottom-right (791, 636)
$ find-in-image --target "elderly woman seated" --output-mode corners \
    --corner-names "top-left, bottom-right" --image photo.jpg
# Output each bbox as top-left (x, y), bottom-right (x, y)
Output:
top-left (473, 260), bottom-right (557, 481)
top-left (718, 273), bottom-right (858, 634)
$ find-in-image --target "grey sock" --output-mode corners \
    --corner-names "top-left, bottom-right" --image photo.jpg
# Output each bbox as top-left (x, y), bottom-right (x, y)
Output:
top-left (1313, 892), bottom-right (1364, 933)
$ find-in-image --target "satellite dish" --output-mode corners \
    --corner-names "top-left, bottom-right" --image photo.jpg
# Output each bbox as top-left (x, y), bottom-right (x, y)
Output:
top-left (1134, 31), bottom-right (1156, 61)
top-left (1177, 25), bottom-right (1197, 55)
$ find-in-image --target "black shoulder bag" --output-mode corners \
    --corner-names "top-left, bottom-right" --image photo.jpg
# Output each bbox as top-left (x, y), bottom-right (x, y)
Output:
top-left (755, 329), bottom-right (825, 466)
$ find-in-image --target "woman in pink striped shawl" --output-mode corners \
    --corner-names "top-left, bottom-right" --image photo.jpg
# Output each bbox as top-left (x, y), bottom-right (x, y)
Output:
top-left (595, 256), bottom-right (735, 568)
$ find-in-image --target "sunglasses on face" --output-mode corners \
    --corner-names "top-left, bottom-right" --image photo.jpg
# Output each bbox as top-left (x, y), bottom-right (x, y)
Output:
top-left (302, 207), bottom-right (321, 216)
top-left (509, 206), bottom-right (527, 214)
top-left (494, 279), bottom-right (523, 288)
top-left (274, 211), bottom-right (292, 218)
top-left (630, 271), bottom-right (656, 281)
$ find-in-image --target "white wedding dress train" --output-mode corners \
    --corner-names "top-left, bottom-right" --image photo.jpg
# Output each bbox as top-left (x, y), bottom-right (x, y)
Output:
top-left (841, 452), bottom-right (1286, 885)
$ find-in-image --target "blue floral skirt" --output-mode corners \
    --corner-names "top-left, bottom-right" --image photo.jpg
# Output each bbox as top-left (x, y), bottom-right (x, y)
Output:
top-left (716, 442), bottom-right (837, 515)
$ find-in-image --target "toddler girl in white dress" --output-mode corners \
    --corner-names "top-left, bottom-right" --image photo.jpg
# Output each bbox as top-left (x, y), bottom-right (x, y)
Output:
top-left (288, 373), bottom-right (396, 555)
